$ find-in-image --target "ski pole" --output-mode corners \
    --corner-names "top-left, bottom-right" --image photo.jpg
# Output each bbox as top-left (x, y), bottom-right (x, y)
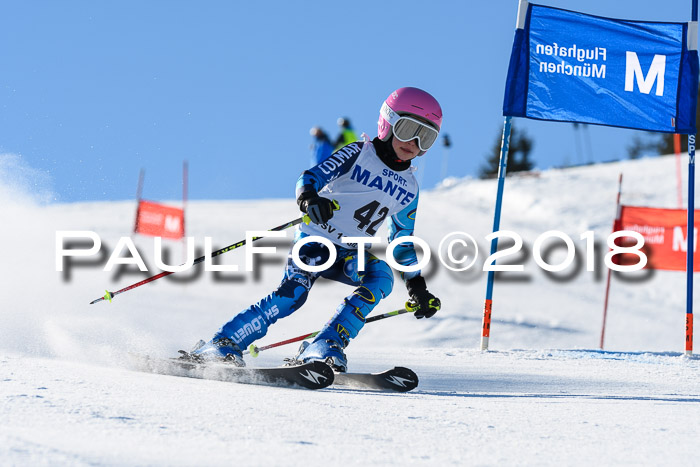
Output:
top-left (246, 301), bottom-right (418, 357)
top-left (90, 214), bottom-right (309, 305)
top-left (90, 200), bottom-right (340, 305)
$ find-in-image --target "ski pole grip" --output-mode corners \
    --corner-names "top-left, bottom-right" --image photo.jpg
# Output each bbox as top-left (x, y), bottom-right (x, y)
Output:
top-left (302, 199), bottom-right (340, 225)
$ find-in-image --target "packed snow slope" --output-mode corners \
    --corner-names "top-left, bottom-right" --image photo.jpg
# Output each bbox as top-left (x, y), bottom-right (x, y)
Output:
top-left (1, 153), bottom-right (699, 465)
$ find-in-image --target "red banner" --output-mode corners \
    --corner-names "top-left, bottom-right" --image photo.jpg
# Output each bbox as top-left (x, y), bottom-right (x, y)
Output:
top-left (134, 200), bottom-right (185, 239)
top-left (618, 206), bottom-right (700, 271)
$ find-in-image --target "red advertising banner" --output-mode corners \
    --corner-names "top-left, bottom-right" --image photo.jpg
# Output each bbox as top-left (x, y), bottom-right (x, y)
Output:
top-left (618, 206), bottom-right (700, 272)
top-left (134, 200), bottom-right (185, 239)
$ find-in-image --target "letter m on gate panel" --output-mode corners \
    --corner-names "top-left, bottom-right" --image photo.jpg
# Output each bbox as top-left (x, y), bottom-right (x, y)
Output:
top-left (134, 200), bottom-right (185, 239)
top-left (625, 52), bottom-right (666, 96)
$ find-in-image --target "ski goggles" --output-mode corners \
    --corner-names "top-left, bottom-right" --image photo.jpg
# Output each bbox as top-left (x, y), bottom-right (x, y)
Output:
top-left (380, 102), bottom-right (439, 151)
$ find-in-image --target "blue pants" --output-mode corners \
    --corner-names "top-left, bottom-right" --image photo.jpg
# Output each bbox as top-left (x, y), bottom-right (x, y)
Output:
top-left (216, 241), bottom-right (395, 350)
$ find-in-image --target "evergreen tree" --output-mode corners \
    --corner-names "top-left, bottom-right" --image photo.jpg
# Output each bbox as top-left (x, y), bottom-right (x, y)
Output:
top-left (480, 123), bottom-right (535, 178)
top-left (626, 133), bottom-right (661, 160)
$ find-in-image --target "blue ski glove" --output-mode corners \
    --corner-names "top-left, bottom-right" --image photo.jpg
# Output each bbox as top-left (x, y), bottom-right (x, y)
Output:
top-left (406, 276), bottom-right (441, 319)
top-left (299, 194), bottom-right (335, 225)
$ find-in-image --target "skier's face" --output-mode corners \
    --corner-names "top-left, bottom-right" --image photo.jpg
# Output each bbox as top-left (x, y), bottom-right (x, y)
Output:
top-left (392, 136), bottom-right (420, 161)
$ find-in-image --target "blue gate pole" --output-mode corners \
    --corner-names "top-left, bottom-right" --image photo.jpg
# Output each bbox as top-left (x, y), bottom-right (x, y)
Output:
top-left (686, 0), bottom-right (697, 357)
top-left (480, 116), bottom-right (513, 351)
top-left (687, 134), bottom-right (695, 356)
top-left (480, 0), bottom-right (529, 351)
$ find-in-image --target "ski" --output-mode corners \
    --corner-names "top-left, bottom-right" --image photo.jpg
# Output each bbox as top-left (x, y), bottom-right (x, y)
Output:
top-left (332, 366), bottom-right (419, 392)
top-left (134, 355), bottom-right (335, 390)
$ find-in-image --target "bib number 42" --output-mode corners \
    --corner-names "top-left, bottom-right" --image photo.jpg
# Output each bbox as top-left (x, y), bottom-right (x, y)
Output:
top-left (353, 201), bottom-right (389, 236)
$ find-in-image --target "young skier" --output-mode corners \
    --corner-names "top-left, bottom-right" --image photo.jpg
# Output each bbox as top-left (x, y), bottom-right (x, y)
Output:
top-left (189, 87), bottom-right (443, 372)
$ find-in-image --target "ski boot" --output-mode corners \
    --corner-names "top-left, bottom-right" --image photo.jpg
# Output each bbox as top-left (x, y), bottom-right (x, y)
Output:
top-left (183, 336), bottom-right (246, 367)
top-left (296, 336), bottom-right (348, 373)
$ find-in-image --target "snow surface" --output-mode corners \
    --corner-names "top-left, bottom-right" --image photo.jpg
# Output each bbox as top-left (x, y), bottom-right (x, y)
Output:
top-left (1, 153), bottom-right (699, 465)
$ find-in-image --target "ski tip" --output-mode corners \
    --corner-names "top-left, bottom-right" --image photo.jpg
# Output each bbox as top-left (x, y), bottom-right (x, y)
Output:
top-left (388, 366), bottom-right (419, 392)
top-left (293, 360), bottom-right (335, 389)
top-left (331, 366), bottom-right (419, 392)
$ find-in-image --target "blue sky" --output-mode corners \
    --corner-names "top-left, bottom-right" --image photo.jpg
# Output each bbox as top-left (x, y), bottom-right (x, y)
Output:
top-left (0, 1), bottom-right (695, 203)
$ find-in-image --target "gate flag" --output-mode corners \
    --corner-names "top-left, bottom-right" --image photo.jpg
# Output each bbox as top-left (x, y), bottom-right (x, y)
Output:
top-left (617, 206), bottom-right (700, 271)
top-left (503, 3), bottom-right (698, 133)
top-left (134, 200), bottom-right (185, 240)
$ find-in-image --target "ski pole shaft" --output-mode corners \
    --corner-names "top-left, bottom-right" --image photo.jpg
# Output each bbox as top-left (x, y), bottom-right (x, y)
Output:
top-left (89, 214), bottom-right (309, 305)
top-left (246, 331), bottom-right (320, 356)
top-left (246, 302), bottom-right (418, 357)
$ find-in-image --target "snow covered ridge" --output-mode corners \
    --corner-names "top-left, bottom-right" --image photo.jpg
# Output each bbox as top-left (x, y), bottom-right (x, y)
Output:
top-left (2, 155), bottom-right (699, 465)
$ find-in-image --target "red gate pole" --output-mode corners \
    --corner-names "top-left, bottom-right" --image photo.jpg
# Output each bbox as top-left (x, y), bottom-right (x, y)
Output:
top-left (600, 173), bottom-right (623, 350)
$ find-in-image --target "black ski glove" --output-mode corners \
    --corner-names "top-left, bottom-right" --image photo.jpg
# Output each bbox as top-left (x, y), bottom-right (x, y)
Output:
top-left (406, 276), bottom-right (441, 319)
top-left (299, 193), bottom-right (335, 225)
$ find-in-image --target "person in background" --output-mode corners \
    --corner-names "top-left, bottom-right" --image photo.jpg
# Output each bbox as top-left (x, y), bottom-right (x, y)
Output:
top-left (310, 127), bottom-right (334, 165)
top-left (334, 117), bottom-right (359, 150)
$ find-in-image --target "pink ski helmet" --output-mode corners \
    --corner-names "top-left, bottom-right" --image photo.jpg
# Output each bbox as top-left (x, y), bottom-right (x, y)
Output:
top-left (378, 87), bottom-right (443, 155)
